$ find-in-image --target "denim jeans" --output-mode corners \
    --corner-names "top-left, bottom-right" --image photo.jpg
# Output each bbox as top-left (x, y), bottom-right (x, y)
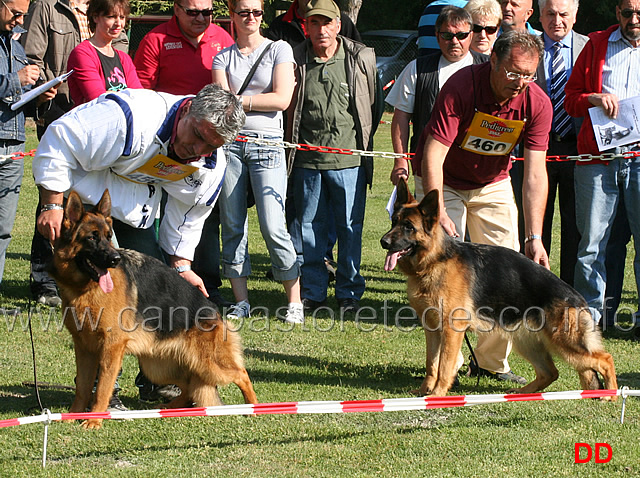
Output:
top-left (292, 165), bottom-right (366, 302)
top-left (0, 141), bottom-right (24, 286)
top-left (574, 158), bottom-right (640, 323)
top-left (220, 135), bottom-right (299, 282)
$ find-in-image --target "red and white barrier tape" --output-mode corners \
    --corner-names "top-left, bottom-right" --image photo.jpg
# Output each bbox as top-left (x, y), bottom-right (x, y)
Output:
top-left (2, 388), bottom-right (636, 429)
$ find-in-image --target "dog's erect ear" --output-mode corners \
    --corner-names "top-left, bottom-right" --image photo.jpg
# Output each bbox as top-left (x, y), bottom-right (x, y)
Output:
top-left (394, 177), bottom-right (416, 211)
top-left (94, 189), bottom-right (112, 219)
top-left (64, 191), bottom-right (85, 226)
top-left (418, 189), bottom-right (440, 231)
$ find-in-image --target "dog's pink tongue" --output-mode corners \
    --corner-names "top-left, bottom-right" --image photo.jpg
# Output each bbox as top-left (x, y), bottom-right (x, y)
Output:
top-left (98, 270), bottom-right (114, 294)
top-left (384, 251), bottom-right (399, 271)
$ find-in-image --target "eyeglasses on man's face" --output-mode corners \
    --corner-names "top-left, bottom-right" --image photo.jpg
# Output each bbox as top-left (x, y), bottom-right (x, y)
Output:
top-left (176, 3), bottom-right (213, 17)
top-left (472, 24), bottom-right (499, 34)
top-left (1, 0), bottom-right (27, 20)
top-left (438, 30), bottom-right (472, 41)
top-left (503, 68), bottom-right (537, 82)
top-left (620, 8), bottom-right (640, 19)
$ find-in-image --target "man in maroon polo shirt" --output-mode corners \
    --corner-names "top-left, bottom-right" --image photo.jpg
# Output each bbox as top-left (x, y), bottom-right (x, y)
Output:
top-left (420, 30), bottom-right (552, 384)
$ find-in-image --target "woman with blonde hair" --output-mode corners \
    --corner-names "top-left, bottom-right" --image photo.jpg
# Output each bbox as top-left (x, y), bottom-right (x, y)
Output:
top-left (212, 0), bottom-right (303, 323)
top-left (465, 0), bottom-right (502, 54)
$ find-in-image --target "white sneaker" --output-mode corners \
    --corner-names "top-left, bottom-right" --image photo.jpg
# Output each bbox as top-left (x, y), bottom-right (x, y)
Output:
top-left (226, 300), bottom-right (250, 319)
top-left (283, 303), bottom-right (304, 324)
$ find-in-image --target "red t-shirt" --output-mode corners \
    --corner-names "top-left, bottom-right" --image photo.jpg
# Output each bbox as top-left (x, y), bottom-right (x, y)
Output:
top-left (422, 62), bottom-right (552, 190)
top-left (133, 15), bottom-right (234, 94)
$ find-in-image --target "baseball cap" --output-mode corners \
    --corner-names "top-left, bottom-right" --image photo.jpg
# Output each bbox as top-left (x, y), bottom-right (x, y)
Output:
top-left (305, 0), bottom-right (340, 19)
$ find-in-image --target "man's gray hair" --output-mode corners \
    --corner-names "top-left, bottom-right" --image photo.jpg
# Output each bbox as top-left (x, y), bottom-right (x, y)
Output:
top-left (465, 0), bottom-right (503, 23)
top-left (435, 5), bottom-right (473, 31)
top-left (538, 0), bottom-right (579, 12)
top-left (189, 84), bottom-right (245, 144)
top-left (492, 30), bottom-right (544, 64)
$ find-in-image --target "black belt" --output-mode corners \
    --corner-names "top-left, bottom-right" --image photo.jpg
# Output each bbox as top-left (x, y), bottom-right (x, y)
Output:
top-left (551, 132), bottom-right (576, 143)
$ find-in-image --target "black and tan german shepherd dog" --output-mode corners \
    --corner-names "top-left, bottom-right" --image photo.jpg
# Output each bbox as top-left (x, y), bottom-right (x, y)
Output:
top-left (380, 179), bottom-right (617, 399)
top-left (50, 189), bottom-right (258, 429)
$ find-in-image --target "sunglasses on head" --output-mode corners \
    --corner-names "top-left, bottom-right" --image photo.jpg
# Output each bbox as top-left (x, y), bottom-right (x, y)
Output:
top-left (177, 4), bottom-right (213, 17)
top-left (234, 9), bottom-right (263, 18)
top-left (472, 24), bottom-right (499, 34)
top-left (620, 8), bottom-right (640, 18)
top-left (438, 31), bottom-right (471, 41)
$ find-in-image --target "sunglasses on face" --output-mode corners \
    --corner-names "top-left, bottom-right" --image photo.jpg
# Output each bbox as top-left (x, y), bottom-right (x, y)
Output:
top-left (234, 9), bottom-right (263, 18)
top-left (1, 0), bottom-right (27, 20)
top-left (438, 31), bottom-right (471, 41)
top-left (177, 4), bottom-right (213, 17)
top-left (620, 9), bottom-right (640, 18)
top-left (472, 24), bottom-right (499, 34)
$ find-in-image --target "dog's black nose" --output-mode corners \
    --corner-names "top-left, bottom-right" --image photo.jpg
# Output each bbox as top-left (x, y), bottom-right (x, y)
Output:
top-left (108, 252), bottom-right (121, 268)
top-left (380, 235), bottom-right (391, 250)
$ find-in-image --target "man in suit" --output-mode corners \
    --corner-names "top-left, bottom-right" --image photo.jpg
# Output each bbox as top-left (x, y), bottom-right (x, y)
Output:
top-left (534, 0), bottom-right (587, 286)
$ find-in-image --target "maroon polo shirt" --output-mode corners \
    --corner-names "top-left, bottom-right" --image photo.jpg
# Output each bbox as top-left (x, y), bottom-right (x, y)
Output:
top-left (423, 62), bottom-right (552, 190)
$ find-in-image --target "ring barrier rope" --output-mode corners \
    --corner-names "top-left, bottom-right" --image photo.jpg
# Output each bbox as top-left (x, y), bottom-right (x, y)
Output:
top-left (6, 143), bottom-right (640, 164)
top-left (1, 388), bottom-right (636, 430)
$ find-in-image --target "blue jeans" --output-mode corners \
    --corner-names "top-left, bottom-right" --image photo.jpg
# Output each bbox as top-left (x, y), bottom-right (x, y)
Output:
top-left (574, 158), bottom-right (640, 323)
top-left (220, 135), bottom-right (299, 282)
top-left (292, 166), bottom-right (366, 302)
top-left (0, 141), bottom-right (25, 286)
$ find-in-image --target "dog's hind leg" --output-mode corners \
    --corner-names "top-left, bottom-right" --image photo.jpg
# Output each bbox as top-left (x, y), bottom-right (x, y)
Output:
top-left (190, 378), bottom-right (223, 407)
top-left (511, 338), bottom-right (559, 393)
top-left (68, 341), bottom-right (99, 415)
top-left (232, 368), bottom-right (258, 404)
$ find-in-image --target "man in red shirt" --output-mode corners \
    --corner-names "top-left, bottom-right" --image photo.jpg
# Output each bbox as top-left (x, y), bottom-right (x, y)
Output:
top-left (420, 30), bottom-right (552, 383)
top-left (134, 0), bottom-right (233, 94)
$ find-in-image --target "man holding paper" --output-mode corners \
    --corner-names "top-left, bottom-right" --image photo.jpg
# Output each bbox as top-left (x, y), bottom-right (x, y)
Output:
top-left (0, 0), bottom-right (56, 287)
top-left (564, 0), bottom-right (640, 325)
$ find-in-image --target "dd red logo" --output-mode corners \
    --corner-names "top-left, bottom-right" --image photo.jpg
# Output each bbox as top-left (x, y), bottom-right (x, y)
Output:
top-left (574, 443), bottom-right (612, 463)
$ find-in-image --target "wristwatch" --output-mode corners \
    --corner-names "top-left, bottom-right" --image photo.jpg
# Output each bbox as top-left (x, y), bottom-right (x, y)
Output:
top-left (173, 264), bottom-right (191, 273)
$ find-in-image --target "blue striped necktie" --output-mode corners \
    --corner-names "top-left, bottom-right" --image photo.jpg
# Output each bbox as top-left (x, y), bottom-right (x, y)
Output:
top-left (550, 42), bottom-right (573, 138)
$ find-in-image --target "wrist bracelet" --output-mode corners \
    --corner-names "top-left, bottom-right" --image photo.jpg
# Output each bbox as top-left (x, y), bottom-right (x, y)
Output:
top-left (173, 264), bottom-right (191, 273)
top-left (524, 234), bottom-right (542, 243)
top-left (41, 203), bottom-right (64, 212)
top-left (248, 96), bottom-right (252, 112)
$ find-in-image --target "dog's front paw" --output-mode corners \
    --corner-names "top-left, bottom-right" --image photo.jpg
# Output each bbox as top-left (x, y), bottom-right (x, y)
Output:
top-left (81, 419), bottom-right (103, 430)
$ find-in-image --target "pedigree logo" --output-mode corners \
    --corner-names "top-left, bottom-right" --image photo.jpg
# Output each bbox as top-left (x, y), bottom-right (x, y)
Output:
top-left (574, 443), bottom-right (612, 464)
top-left (164, 41), bottom-right (183, 50)
top-left (480, 119), bottom-right (515, 138)
top-left (153, 161), bottom-right (185, 177)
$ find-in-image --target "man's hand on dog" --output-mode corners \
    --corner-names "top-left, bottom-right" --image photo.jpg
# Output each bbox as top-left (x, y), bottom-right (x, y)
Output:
top-left (439, 210), bottom-right (460, 239)
top-left (36, 189), bottom-right (65, 243)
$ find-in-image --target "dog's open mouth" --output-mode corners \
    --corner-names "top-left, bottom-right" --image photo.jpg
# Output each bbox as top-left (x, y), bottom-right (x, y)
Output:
top-left (384, 247), bottom-right (413, 271)
top-left (84, 258), bottom-right (114, 294)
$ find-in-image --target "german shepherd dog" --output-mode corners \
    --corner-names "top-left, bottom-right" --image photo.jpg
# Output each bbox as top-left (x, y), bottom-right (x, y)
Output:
top-left (380, 179), bottom-right (617, 398)
top-left (50, 190), bottom-right (258, 429)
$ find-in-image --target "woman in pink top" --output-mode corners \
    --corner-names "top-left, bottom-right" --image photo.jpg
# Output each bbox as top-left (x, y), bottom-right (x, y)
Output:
top-left (67, 0), bottom-right (142, 106)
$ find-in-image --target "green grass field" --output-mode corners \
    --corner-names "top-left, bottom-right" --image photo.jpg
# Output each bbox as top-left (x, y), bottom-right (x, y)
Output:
top-left (1, 117), bottom-right (639, 477)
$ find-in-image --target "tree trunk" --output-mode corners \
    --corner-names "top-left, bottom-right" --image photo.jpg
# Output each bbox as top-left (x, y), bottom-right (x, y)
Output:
top-left (343, 0), bottom-right (363, 24)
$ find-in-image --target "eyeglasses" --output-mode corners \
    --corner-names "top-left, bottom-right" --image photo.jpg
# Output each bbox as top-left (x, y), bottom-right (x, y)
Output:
top-left (176, 4), bottom-right (213, 17)
top-left (620, 9), bottom-right (640, 18)
top-left (472, 24), bottom-right (499, 34)
top-left (1, 0), bottom-right (27, 20)
top-left (504, 68), bottom-right (537, 82)
top-left (234, 9), bottom-right (263, 18)
top-left (438, 31), bottom-right (471, 41)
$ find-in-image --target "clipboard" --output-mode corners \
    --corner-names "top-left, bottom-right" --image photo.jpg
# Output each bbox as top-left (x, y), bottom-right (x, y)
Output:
top-left (11, 70), bottom-right (74, 111)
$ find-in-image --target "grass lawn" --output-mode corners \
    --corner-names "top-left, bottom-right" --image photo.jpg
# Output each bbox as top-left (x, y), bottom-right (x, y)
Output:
top-left (1, 116), bottom-right (639, 477)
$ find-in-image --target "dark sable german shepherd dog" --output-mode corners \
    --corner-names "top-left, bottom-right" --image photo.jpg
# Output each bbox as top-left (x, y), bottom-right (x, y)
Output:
top-left (380, 179), bottom-right (617, 398)
top-left (51, 190), bottom-right (258, 429)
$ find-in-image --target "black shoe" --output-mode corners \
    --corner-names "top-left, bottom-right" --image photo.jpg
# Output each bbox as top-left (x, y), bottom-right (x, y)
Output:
top-left (138, 383), bottom-right (182, 404)
top-left (338, 298), bottom-right (360, 315)
top-left (107, 392), bottom-right (128, 412)
top-left (302, 297), bottom-right (328, 313)
top-left (469, 358), bottom-right (527, 385)
top-left (35, 292), bottom-right (61, 307)
top-left (208, 290), bottom-right (234, 309)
